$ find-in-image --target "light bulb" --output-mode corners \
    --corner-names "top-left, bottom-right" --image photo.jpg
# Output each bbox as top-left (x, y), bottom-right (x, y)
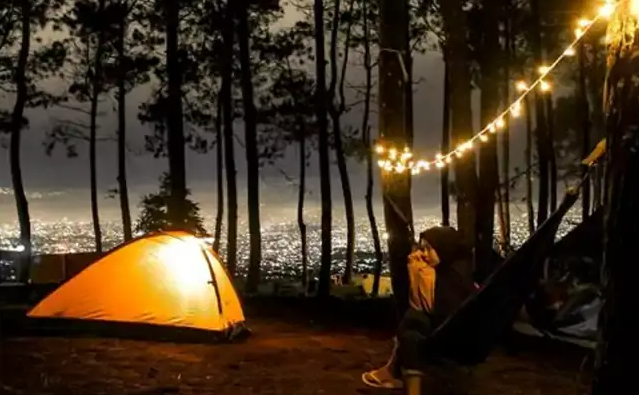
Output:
top-left (495, 118), bottom-right (505, 128)
top-left (445, 156), bottom-right (453, 164)
top-left (377, 160), bottom-right (386, 168)
top-left (540, 80), bottom-right (551, 92)
top-left (564, 47), bottom-right (575, 56)
top-left (401, 152), bottom-right (412, 161)
top-left (578, 18), bottom-right (591, 28)
top-left (436, 161), bottom-right (445, 169)
top-left (435, 153), bottom-right (443, 160)
top-left (598, 4), bottom-right (615, 18)
top-left (515, 81), bottom-right (528, 92)
top-left (479, 134), bottom-right (489, 142)
top-left (396, 164), bottom-right (406, 173)
top-left (375, 145), bottom-right (384, 154)
top-left (538, 65), bottom-right (550, 74)
top-left (575, 27), bottom-right (584, 38)
top-left (489, 123), bottom-right (497, 133)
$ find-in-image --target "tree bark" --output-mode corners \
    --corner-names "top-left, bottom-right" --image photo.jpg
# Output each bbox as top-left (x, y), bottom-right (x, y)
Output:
top-left (237, 2), bottom-right (262, 293)
top-left (164, 0), bottom-right (187, 228)
top-left (221, 0), bottom-right (238, 276)
top-left (12, 0), bottom-right (32, 283)
top-left (524, 95), bottom-right (535, 235)
top-left (89, 0), bottom-right (107, 253)
top-left (530, 0), bottom-right (549, 226)
top-left (213, 93), bottom-right (224, 254)
top-left (440, 0), bottom-right (478, 266)
top-left (361, 0), bottom-right (383, 297)
top-left (314, 0), bottom-right (332, 298)
top-left (441, 59), bottom-right (451, 227)
top-left (578, 39), bottom-right (591, 219)
top-left (328, 0), bottom-right (355, 284)
top-left (476, 0), bottom-right (501, 281)
top-left (500, 7), bottom-right (512, 249)
top-left (297, 128), bottom-right (308, 289)
top-left (545, 94), bottom-right (557, 213)
top-left (116, 13), bottom-right (132, 242)
top-left (378, 0), bottom-right (413, 316)
top-left (592, 7), bottom-right (639, 392)
top-left (593, 163), bottom-right (603, 209)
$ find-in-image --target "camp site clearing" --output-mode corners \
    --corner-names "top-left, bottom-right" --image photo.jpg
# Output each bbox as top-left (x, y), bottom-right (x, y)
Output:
top-left (1, 301), bottom-right (591, 395)
top-left (0, 232), bottom-right (593, 394)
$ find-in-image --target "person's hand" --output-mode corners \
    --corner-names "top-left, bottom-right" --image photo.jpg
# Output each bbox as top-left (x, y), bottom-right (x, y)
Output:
top-left (408, 248), bottom-right (428, 263)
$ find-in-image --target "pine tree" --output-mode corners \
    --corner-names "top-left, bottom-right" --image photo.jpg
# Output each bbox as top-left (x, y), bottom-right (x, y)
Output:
top-left (135, 173), bottom-right (207, 237)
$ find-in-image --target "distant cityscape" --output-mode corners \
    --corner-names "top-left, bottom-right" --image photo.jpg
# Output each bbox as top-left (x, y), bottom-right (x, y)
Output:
top-left (0, 204), bottom-right (583, 283)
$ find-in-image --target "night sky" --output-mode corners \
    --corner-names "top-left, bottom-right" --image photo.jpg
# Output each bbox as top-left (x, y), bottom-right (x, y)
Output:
top-left (0, 7), bottom-right (536, 223)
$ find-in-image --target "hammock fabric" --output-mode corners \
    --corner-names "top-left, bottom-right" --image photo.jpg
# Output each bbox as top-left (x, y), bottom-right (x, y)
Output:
top-left (417, 189), bottom-right (580, 366)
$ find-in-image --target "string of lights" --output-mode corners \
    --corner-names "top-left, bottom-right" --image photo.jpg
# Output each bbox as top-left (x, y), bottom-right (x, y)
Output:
top-left (374, 0), bottom-right (618, 175)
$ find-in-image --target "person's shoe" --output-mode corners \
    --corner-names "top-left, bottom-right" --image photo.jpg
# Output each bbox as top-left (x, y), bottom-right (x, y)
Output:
top-left (362, 367), bottom-right (403, 389)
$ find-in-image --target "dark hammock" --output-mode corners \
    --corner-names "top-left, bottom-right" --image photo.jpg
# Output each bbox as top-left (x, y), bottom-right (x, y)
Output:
top-left (419, 188), bottom-right (580, 366)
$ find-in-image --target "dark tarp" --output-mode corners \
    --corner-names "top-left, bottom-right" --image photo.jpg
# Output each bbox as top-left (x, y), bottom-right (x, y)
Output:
top-left (419, 190), bottom-right (579, 366)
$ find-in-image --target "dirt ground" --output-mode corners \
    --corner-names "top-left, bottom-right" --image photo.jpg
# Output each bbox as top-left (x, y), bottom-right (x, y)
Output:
top-left (0, 315), bottom-right (592, 395)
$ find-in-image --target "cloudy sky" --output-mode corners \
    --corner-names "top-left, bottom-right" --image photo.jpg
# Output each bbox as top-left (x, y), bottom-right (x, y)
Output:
top-left (0, 5), bottom-right (539, 224)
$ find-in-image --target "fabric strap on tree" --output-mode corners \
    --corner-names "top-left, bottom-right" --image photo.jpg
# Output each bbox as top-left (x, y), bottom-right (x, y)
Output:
top-left (382, 193), bottom-right (415, 241)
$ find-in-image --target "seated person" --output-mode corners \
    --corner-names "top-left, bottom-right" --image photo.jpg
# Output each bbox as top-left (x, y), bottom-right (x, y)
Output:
top-left (362, 226), bottom-right (477, 394)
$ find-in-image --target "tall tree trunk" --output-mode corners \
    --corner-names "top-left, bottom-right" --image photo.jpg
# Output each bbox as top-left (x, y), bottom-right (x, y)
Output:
top-left (237, 3), bottom-right (262, 293)
top-left (524, 95), bottom-right (535, 234)
top-left (500, 8), bottom-right (512, 249)
top-left (164, 0), bottom-right (187, 227)
top-left (89, 0), bottom-right (107, 253)
top-left (361, 0), bottom-right (383, 297)
top-left (593, 163), bottom-right (603, 209)
top-left (441, 59), bottom-right (451, 227)
top-left (328, 0), bottom-right (356, 284)
top-left (314, 0), bottom-right (332, 297)
top-left (329, 105), bottom-right (355, 286)
top-left (586, 35), bottom-right (605, 212)
top-left (297, 130), bottom-right (308, 288)
top-left (365, 127), bottom-right (384, 297)
top-left (213, 95), bottom-right (224, 254)
top-left (578, 39), bottom-right (591, 219)
top-left (402, 6), bottom-right (414, 158)
top-left (530, 0), bottom-right (549, 226)
top-left (476, 0), bottom-right (501, 281)
top-left (440, 0), bottom-right (478, 259)
top-left (378, 0), bottom-right (413, 316)
top-left (592, 7), bottom-right (639, 391)
top-left (221, 0), bottom-right (238, 276)
top-left (12, 0), bottom-right (32, 284)
top-left (116, 14), bottom-right (132, 242)
top-left (545, 95), bottom-right (557, 213)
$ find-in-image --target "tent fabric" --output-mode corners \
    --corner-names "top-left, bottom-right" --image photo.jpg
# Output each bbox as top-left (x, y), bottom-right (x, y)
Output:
top-left (27, 231), bottom-right (245, 335)
top-left (419, 189), bottom-right (579, 366)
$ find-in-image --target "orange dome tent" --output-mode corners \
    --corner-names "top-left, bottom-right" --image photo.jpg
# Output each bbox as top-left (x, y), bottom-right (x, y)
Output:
top-left (27, 231), bottom-right (247, 341)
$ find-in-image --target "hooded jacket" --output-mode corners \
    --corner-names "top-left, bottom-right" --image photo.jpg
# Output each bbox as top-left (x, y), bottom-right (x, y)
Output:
top-left (410, 226), bottom-right (477, 326)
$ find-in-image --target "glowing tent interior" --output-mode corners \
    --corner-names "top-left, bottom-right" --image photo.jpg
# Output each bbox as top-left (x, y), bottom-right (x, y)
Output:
top-left (26, 231), bottom-right (247, 341)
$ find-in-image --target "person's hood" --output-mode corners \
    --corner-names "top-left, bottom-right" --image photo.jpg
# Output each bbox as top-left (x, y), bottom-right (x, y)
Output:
top-left (419, 226), bottom-right (472, 267)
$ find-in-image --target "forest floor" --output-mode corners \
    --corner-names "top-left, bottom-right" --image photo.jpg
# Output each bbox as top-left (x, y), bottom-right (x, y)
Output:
top-left (0, 297), bottom-right (593, 395)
